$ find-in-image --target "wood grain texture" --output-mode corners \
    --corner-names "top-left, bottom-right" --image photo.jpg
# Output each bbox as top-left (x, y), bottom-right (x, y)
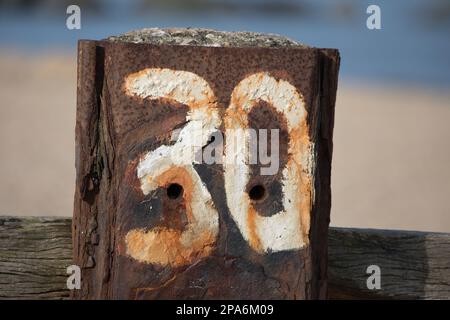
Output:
top-left (0, 216), bottom-right (72, 299)
top-left (328, 227), bottom-right (450, 300)
top-left (1, 216), bottom-right (448, 299)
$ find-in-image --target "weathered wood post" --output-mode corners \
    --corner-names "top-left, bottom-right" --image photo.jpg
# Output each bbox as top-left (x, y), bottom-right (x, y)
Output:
top-left (73, 28), bottom-right (340, 299)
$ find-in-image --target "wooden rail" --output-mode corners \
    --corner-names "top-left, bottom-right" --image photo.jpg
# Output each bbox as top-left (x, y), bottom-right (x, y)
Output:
top-left (0, 216), bottom-right (449, 299)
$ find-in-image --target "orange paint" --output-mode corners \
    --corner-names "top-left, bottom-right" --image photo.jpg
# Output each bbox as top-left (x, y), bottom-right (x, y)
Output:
top-left (246, 205), bottom-right (263, 252)
top-left (125, 166), bottom-right (217, 267)
top-left (289, 124), bottom-right (313, 245)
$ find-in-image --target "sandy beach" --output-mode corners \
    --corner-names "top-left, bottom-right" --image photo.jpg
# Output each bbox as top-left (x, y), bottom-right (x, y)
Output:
top-left (0, 53), bottom-right (449, 233)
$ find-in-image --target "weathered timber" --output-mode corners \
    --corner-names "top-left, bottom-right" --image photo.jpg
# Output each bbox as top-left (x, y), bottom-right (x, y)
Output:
top-left (74, 28), bottom-right (340, 299)
top-left (0, 216), bottom-right (449, 300)
top-left (0, 216), bottom-right (72, 299)
top-left (328, 227), bottom-right (450, 299)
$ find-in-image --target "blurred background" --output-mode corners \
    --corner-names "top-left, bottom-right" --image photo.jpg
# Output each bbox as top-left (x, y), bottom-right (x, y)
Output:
top-left (0, 0), bottom-right (449, 232)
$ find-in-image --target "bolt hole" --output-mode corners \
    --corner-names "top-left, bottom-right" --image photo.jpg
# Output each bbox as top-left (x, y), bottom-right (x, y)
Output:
top-left (248, 184), bottom-right (266, 201)
top-left (167, 183), bottom-right (183, 199)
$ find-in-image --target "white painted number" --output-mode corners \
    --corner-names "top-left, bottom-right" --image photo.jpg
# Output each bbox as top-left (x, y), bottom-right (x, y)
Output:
top-left (225, 73), bottom-right (312, 253)
top-left (124, 68), bottom-right (313, 266)
top-left (124, 69), bottom-right (221, 267)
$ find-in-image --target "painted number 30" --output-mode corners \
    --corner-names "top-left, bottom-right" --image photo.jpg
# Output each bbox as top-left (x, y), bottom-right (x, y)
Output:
top-left (123, 68), bottom-right (313, 267)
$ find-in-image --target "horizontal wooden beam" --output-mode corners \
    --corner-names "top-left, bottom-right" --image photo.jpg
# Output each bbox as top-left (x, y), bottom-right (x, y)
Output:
top-left (0, 216), bottom-right (72, 299)
top-left (0, 216), bottom-right (449, 299)
top-left (328, 227), bottom-right (450, 299)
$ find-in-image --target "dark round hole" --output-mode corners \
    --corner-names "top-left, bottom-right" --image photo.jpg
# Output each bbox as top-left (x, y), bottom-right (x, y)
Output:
top-left (248, 184), bottom-right (266, 201)
top-left (167, 183), bottom-right (183, 199)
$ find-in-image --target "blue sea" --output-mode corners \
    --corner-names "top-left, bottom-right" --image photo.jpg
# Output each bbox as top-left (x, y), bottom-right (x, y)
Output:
top-left (0, 0), bottom-right (449, 89)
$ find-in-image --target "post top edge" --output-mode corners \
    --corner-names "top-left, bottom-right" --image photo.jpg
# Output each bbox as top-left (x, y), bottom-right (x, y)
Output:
top-left (103, 27), bottom-right (311, 49)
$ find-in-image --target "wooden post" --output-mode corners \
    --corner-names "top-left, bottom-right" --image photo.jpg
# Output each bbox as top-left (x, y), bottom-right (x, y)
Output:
top-left (73, 28), bottom-right (340, 299)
